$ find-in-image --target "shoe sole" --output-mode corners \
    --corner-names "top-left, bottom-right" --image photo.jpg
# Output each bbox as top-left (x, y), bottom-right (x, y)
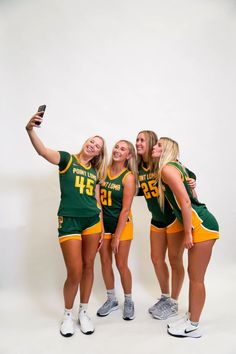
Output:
top-left (123, 313), bottom-right (135, 321)
top-left (80, 329), bottom-right (95, 335)
top-left (60, 331), bottom-right (74, 337)
top-left (167, 329), bottom-right (202, 338)
top-left (97, 305), bottom-right (119, 317)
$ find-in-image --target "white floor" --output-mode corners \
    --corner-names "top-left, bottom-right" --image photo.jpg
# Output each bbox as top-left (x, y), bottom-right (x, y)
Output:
top-left (1, 264), bottom-right (236, 354)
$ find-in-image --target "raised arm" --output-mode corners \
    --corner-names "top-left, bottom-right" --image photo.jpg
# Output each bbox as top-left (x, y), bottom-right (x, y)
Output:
top-left (161, 165), bottom-right (193, 249)
top-left (26, 113), bottom-right (60, 165)
top-left (111, 173), bottom-right (136, 254)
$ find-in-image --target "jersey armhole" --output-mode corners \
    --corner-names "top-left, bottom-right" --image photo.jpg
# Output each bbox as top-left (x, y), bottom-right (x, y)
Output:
top-left (162, 163), bottom-right (184, 183)
top-left (59, 155), bottom-right (73, 174)
top-left (122, 171), bottom-right (132, 185)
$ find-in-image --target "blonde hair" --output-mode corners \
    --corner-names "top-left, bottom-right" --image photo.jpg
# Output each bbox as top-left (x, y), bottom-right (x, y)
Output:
top-left (137, 130), bottom-right (158, 172)
top-left (157, 137), bottom-right (179, 211)
top-left (110, 140), bottom-right (139, 192)
top-left (78, 135), bottom-right (108, 183)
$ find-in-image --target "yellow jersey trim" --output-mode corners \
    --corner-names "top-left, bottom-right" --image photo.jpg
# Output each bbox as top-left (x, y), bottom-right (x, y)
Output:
top-left (107, 167), bottom-right (128, 180)
top-left (74, 155), bottom-right (92, 170)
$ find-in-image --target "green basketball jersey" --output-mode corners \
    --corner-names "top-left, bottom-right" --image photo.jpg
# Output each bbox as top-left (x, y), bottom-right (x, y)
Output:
top-left (101, 167), bottom-right (131, 220)
top-left (163, 161), bottom-right (219, 230)
top-left (57, 151), bottom-right (100, 217)
top-left (138, 163), bottom-right (175, 225)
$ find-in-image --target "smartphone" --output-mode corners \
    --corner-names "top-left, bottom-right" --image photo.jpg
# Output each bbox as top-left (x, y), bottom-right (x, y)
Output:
top-left (35, 105), bottom-right (46, 125)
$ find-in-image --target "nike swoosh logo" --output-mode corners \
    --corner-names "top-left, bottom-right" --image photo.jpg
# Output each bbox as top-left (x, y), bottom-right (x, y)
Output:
top-left (184, 328), bottom-right (197, 333)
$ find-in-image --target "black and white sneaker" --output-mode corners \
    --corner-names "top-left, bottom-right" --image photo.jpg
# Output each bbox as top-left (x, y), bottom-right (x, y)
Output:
top-left (60, 313), bottom-right (74, 337)
top-left (78, 310), bottom-right (95, 335)
top-left (167, 319), bottom-right (202, 338)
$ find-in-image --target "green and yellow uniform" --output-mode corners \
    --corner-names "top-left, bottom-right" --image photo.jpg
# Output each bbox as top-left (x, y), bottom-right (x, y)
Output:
top-left (57, 151), bottom-right (101, 243)
top-left (162, 161), bottom-right (219, 243)
top-left (101, 167), bottom-right (133, 240)
top-left (138, 163), bottom-right (182, 234)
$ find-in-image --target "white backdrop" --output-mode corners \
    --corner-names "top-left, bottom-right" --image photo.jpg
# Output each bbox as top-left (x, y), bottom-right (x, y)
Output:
top-left (0, 1), bottom-right (236, 353)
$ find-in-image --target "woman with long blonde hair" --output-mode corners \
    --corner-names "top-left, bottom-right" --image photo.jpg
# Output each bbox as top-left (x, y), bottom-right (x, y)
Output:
top-left (136, 130), bottom-right (196, 320)
top-left (26, 110), bottom-right (108, 337)
top-left (152, 137), bottom-right (219, 338)
top-left (97, 140), bottom-right (138, 320)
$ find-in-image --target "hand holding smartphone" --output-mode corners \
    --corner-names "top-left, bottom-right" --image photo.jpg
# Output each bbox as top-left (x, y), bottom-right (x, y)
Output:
top-left (35, 105), bottom-right (46, 125)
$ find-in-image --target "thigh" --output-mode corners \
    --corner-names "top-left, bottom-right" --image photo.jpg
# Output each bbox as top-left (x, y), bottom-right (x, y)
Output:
top-left (99, 239), bottom-right (112, 261)
top-left (115, 240), bottom-right (132, 265)
top-left (167, 231), bottom-right (185, 258)
top-left (150, 230), bottom-right (167, 260)
top-left (60, 239), bottom-right (82, 271)
top-left (188, 240), bottom-right (216, 281)
top-left (82, 233), bottom-right (101, 263)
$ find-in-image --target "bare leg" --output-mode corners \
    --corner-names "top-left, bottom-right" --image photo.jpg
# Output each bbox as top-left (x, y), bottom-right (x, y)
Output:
top-left (115, 240), bottom-right (132, 294)
top-left (60, 239), bottom-right (82, 309)
top-left (99, 239), bottom-right (115, 290)
top-left (150, 230), bottom-right (169, 294)
top-left (80, 233), bottom-right (100, 303)
top-left (167, 231), bottom-right (185, 300)
top-left (188, 240), bottom-right (216, 322)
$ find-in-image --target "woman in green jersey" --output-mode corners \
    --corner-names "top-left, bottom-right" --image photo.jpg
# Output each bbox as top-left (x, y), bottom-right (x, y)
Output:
top-left (152, 137), bottom-right (219, 338)
top-left (26, 111), bottom-right (107, 337)
top-left (97, 140), bottom-right (138, 320)
top-left (136, 130), bottom-right (196, 320)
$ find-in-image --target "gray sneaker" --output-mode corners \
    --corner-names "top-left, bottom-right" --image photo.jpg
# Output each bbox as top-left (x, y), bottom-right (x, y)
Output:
top-left (123, 300), bottom-right (135, 320)
top-left (97, 299), bottom-right (119, 317)
top-left (148, 296), bottom-right (168, 314)
top-left (152, 298), bottom-right (178, 320)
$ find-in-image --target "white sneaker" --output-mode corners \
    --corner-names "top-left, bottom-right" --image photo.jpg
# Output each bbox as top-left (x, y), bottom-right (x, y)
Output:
top-left (78, 310), bottom-right (95, 335)
top-left (167, 312), bottom-right (189, 329)
top-left (167, 319), bottom-right (202, 338)
top-left (60, 313), bottom-right (74, 337)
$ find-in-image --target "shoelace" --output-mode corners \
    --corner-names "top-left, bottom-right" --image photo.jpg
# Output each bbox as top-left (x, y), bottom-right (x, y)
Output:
top-left (103, 299), bottom-right (113, 308)
top-left (125, 301), bottom-right (134, 312)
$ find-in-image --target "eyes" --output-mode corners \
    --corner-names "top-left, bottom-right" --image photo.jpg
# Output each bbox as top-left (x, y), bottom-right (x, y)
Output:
top-left (114, 144), bottom-right (128, 151)
top-left (136, 138), bottom-right (145, 144)
top-left (90, 139), bottom-right (102, 150)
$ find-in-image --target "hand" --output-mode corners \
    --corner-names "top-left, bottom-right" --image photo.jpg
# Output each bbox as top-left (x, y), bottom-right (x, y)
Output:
top-left (111, 236), bottom-right (120, 254)
top-left (25, 113), bottom-right (43, 131)
top-left (185, 232), bottom-right (194, 249)
top-left (187, 178), bottom-right (196, 190)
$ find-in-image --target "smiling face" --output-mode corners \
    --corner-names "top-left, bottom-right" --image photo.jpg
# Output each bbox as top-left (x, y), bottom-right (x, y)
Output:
top-left (84, 136), bottom-right (103, 157)
top-left (152, 140), bottom-right (163, 158)
top-left (136, 132), bottom-right (148, 157)
top-left (112, 141), bottom-right (131, 163)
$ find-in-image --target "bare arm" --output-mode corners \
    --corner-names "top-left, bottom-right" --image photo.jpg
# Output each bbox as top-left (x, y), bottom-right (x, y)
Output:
top-left (111, 173), bottom-right (136, 254)
top-left (26, 113), bottom-right (60, 165)
top-left (162, 165), bottom-right (193, 249)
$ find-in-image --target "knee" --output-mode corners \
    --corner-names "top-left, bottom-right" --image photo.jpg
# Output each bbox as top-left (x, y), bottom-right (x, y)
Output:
top-left (83, 258), bottom-right (95, 272)
top-left (116, 259), bottom-right (128, 274)
top-left (168, 253), bottom-right (183, 270)
top-left (100, 256), bottom-right (112, 269)
top-left (187, 268), bottom-right (204, 284)
top-left (151, 253), bottom-right (165, 268)
top-left (67, 268), bottom-right (81, 285)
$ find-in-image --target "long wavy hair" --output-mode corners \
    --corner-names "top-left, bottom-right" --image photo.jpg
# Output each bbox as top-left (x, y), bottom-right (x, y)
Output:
top-left (78, 135), bottom-right (108, 183)
top-left (157, 137), bottom-right (179, 210)
top-left (109, 140), bottom-right (139, 192)
top-left (136, 130), bottom-right (158, 172)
